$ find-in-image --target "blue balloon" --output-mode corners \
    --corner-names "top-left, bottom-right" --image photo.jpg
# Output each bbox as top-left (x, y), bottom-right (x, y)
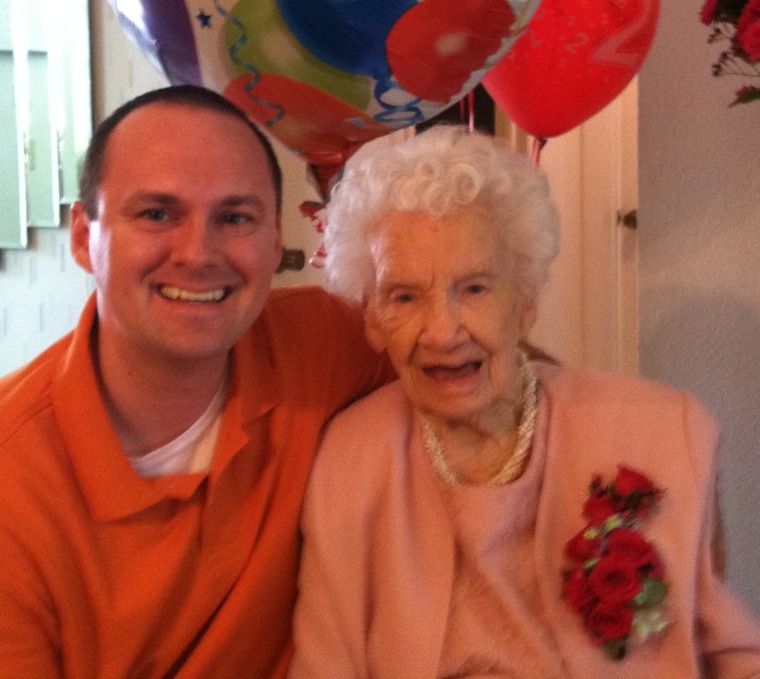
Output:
top-left (275, 0), bottom-right (416, 79)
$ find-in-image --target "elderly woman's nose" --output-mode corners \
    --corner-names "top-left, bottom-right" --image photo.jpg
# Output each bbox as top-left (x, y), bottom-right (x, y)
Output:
top-left (419, 297), bottom-right (464, 346)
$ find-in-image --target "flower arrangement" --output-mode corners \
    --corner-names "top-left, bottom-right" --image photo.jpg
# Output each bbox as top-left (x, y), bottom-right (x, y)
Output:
top-left (562, 466), bottom-right (669, 660)
top-left (701, 0), bottom-right (760, 106)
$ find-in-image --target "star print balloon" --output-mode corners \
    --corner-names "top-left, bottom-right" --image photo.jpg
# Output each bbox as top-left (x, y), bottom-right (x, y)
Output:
top-left (107, 0), bottom-right (542, 196)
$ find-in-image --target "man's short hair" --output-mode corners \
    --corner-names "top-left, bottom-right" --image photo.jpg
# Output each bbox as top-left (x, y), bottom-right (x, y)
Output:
top-left (78, 85), bottom-right (283, 218)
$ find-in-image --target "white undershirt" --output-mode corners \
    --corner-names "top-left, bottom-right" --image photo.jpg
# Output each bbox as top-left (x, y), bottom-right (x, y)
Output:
top-left (127, 376), bottom-right (227, 478)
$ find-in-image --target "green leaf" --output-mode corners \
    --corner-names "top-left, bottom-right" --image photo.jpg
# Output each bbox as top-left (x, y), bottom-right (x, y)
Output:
top-left (602, 638), bottom-right (627, 661)
top-left (583, 526), bottom-right (601, 540)
top-left (729, 88), bottom-right (760, 107)
top-left (602, 513), bottom-right (624, 533)
top-left (633, 578), bottom-right (668, 607)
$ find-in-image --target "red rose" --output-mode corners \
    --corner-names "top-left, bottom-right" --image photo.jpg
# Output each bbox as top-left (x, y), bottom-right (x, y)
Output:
top-left (583, 494), bottom-right (617, 525)
top-left (737, 17), bottom-right (760, 61)
top-left (631, 492), bottom-right (658, 519)
top-left (613, 466), bottom-right (655, 497)
top-left (737, 0), bottom-right (760, 34)
top-left (587, 554), bottom-right (641, 604)
top-left (585, 600), bottom-right (634, 641)
top-left (606, 528), bottom-right (655, 567)
top-left (564, 529), bottom-right (603, 563)
top-left (700, 0), bottom-right (719, 24)
top-left (563, 568), bottom-right (596, 612)
top-left (563, 470), bottom-right (668, 656)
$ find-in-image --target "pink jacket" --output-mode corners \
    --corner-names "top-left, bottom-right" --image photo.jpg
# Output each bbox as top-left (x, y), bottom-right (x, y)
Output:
top-left (290, 363), bottom-right (760, 678)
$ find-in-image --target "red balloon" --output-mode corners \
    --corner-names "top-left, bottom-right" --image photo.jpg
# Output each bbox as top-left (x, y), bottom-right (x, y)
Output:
top-left (483, 0), bottom-right (659, 138)
top-left (387, 0), bottom-right (517, 103)
top-left (224, 74), bottom-right (388, 165)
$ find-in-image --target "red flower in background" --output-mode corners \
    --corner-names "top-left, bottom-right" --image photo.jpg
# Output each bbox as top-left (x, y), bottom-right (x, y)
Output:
top-left (701, 0), bottom-right (760, 106)
top-left (737, 6), bottom-right (760, 60)
top-left (701, 0), bottom-right (720, 23)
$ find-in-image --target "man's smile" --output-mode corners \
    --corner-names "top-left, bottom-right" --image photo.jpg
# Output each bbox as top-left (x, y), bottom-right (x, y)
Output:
top-left (157, 285), bottom-right (229, 303)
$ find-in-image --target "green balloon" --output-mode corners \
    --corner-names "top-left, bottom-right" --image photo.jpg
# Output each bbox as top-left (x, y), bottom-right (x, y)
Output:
top-left (225, 0), bottom-right (372, 111)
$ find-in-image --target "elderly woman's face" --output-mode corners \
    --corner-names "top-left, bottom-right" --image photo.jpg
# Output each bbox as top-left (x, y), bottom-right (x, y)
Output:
top-left (365, 210), bottom-right (534, 431)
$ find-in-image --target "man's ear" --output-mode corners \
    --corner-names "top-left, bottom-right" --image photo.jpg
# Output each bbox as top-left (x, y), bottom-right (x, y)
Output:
top-left (69, 201), bottom-right (94, 273)
top-left (363, 300), bottom-right (386, 353)
top-left (271, 215), bottom-right (284, 272)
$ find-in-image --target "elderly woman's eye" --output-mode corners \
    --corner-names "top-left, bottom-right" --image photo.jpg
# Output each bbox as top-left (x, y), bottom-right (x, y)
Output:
top-left (391, 291), bottom-right (415, 304)
top-left (465, 283), bottom-right (486, 294)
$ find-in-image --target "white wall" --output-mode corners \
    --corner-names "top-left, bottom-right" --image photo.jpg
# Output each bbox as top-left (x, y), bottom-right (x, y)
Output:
top-left (639, 0), bottom-right (760, 614)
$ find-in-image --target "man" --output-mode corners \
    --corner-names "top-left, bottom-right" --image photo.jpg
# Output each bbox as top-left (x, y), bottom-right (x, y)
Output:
top-left (0, 85), bottom-right (391, 678)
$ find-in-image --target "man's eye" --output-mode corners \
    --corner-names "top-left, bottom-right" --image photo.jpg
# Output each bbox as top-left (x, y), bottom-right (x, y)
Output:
top-left (220, 212), bottom-right (259, 234)
top-left (139, 209), bottom-right (169, 222)
top-left (390, 292), bottom-right (414, 304)
top-left (223, 212), bottom-right (249, 224)
top-left (465, 283), bottom-right (486, 295)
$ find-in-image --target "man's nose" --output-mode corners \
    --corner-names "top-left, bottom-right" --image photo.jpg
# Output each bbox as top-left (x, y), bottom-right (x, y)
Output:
top-left (171, 218), bottom-right (220, 265)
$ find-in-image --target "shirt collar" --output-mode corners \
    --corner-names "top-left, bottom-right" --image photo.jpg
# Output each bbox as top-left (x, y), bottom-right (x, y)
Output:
top-left (52, 295), bottom-right (281, 521)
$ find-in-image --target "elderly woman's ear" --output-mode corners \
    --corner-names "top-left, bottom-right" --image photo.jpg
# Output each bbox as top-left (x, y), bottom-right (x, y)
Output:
top-left (362, 300), bottom-right (386, 353)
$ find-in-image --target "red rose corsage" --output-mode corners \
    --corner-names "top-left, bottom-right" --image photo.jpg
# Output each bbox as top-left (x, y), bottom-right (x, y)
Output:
top-left (562, 465), bottom-right (669, 660)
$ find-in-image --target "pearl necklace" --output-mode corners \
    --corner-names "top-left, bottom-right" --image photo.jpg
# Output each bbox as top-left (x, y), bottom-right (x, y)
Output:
top-left (421, 352), bottom-right (538, 486)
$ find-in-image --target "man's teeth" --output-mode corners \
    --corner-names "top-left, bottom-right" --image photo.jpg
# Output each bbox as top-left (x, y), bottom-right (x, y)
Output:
top-left (159, 286), bottom-right (226, 302)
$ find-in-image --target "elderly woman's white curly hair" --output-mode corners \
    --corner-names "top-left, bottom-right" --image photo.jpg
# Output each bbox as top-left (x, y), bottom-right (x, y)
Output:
top-left (324, 124), bottom-right (560, 302)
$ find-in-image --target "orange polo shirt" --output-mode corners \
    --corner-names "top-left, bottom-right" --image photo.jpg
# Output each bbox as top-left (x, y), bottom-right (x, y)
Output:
top-left (0, 286), bottom-right (392, 678)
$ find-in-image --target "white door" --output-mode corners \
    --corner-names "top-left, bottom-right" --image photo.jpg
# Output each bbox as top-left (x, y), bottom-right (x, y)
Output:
top-left (511, 81), bottom-right (639, 375)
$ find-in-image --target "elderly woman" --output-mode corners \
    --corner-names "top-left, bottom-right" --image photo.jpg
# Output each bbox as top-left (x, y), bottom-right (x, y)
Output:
top-left (289, 125), bottom-right (760, 678)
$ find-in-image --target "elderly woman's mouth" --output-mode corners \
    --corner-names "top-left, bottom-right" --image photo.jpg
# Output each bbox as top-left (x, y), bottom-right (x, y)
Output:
top-left (422, 362), bottom-right (482, 381)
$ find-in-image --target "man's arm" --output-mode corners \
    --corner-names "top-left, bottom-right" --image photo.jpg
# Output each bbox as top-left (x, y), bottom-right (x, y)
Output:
top-left (0, 529), bottom-right (62, 678)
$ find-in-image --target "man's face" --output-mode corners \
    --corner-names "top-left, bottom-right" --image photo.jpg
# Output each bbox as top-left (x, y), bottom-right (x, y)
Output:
top-left (71, 103), bottom-right (282, 368)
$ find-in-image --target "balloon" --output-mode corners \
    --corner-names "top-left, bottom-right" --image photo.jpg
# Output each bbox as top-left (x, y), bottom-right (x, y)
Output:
top-left (482, 0), bottom-right (659, 139)
top-left (109, 0), bottom-right (201, 85)
top-left (108, 0), bottom-right (543, 196)
top-left (223, 73), bottom-right (388, 171)
top-left (226, 0), bottom-right (372, 111)
top-left (387, 0), bottom-right (522, 103)
top-left (275, 0), bottom-right (416, 80)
